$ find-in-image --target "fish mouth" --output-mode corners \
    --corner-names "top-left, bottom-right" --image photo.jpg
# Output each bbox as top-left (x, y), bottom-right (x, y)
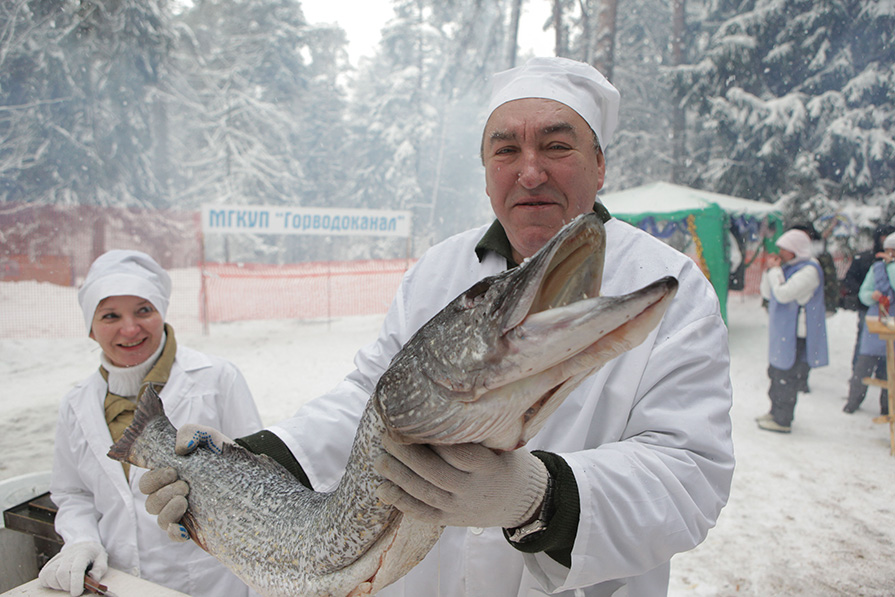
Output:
top-left (498, 213), bottom-right (605, 336)
top-left (380, 213), bottom-right (678, 451)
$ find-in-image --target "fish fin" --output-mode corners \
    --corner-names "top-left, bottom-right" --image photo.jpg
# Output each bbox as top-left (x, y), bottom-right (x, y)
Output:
top-left (181, 511), bottom-right (208, 552)
top-left (107, 383), bottom-right (168, 465)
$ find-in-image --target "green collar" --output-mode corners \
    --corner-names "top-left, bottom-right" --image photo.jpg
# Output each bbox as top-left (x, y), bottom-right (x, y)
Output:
top-left (475, 202), bottom-right (612, 268)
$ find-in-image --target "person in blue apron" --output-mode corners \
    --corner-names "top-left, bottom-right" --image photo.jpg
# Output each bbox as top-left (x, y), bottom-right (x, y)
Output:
top-left (844, 233), bottom-right (895, 415)
top-left (758, 229), bottom-right (829, 433)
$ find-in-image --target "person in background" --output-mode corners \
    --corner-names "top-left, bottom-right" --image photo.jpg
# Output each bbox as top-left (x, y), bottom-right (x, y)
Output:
top-left (784, 222), bottom-right (838, 393)
top-left (840, 224), bottom-right (895, 315)
top-left (139, 57), bottom-right (734, 596)
top-left (39, 250), bottom-right (262, 597)
top-left (843, 233), bottom-right (895, 415)
top-left (840, 224), bottom-right (895, 400)
top-left (757, 229), bottom-right (829, 433)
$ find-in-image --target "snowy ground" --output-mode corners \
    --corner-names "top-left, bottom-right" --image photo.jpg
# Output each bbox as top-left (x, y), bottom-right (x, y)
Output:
top-left (2, 286), bottom-right (894, 595)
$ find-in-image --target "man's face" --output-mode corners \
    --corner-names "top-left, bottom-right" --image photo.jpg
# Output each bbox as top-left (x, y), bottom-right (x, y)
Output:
top-left (483, 98), bottom-right (605, 264)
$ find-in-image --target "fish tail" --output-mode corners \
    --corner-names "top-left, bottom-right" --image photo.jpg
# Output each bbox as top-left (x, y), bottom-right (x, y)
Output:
top-left (107, 382), bottom-right (167, 464)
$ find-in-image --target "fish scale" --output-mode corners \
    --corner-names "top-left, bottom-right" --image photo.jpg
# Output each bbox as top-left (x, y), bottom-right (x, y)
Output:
top-left (108, 213), bottom-right (678, 596)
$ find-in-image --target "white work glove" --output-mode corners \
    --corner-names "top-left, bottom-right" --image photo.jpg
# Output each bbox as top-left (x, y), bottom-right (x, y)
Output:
top-left (139, 424), bottom-right (234, 542)
top-left (374, 434), bottom-right (549, 529)
top-left (175, 423), bottom-right (235, 456)
top-left (39, 541), bottom-right (108, 596)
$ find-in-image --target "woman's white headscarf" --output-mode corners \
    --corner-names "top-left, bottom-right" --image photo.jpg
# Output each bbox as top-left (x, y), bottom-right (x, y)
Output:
top-left (775, 229), bottom-right (814, 262)
top-left (77, 250), bottom-right (171, 333)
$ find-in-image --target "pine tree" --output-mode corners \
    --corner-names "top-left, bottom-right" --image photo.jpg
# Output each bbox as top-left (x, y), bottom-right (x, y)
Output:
top-left (347, 0), bottom-right (506, 254)
top-left (0, 0), bottom-right (176, 207)
top-left (171, 0), bottom-right (345, 209)
top-left (550, 0), bottom-right (697, 192)
top-left (675, 0), bottom-right (895, 222)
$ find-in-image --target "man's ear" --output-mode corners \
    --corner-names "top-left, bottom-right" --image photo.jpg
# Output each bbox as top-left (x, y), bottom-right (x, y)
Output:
top-left (594, 149), bottom-right (606, 191)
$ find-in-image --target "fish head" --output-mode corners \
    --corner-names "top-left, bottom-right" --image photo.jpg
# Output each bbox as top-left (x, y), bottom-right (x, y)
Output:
top-left (374, 212), bottom-right (678, 451)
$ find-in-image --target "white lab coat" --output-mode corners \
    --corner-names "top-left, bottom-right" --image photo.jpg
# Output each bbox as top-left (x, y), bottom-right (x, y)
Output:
top-left (50, 345), bottom-right (263, 597)
top-left (271, 216), bottom-right (735, 597)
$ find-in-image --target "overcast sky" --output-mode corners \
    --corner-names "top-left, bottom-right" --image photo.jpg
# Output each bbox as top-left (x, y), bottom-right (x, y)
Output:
top-left (300, 0), bottom-right (554, 65)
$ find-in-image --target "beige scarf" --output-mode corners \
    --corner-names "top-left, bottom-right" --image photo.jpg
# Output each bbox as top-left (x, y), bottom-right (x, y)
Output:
top-left (100, 323), bottom-right (177, 478)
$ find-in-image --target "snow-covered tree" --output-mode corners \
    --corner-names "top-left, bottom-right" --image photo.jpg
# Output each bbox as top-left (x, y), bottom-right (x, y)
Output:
top-left (675, 0), bottom-right (895, 223)
top-left (548, 0), bottom-right (699, 192)
top-left (0, 0), bottom-right (176, 207)
top-left (602, 0), bottom-right (684, 191)
top-left (347, 0), bottom-right (505, 254)
top-left (171, 0), bottom-right (349, 210)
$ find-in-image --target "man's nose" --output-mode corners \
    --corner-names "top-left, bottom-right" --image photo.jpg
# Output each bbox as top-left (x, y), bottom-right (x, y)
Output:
top-left (516, 151), bottom-right (548, 189)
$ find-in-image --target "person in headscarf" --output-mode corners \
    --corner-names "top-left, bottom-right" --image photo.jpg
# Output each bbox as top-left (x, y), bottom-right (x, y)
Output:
top-left (843, 233), bottom-right (895, 415)
top-left (757, 229), bottom-right (829, 433)
top-left (40, 250), bottom-right (262, 597)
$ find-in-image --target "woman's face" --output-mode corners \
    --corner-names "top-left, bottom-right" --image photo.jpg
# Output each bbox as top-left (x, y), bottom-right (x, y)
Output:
top-left (89, 295), bottom-right (164, 367)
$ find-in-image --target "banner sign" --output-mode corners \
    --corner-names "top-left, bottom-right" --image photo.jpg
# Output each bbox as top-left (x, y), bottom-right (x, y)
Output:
top-left (202, 205), bottom-right (412, 238)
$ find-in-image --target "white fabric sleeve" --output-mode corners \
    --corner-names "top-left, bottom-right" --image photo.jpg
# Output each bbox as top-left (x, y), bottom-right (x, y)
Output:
top-left (49, 402), bottom-right (104, 547)
top-left (216, 363), bottom-right (263, 439)
top-left (766, 262), bottom-right (819, 305)
top-left (528, 312), bottom-right (733, 592)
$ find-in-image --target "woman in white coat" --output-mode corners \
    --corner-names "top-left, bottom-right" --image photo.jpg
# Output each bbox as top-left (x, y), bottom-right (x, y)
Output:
top-left (39, 250), bottom-right (262, 597)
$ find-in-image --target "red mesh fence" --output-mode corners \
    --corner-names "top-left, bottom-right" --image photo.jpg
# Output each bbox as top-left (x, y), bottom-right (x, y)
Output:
top-left (1, 202), bottom-right (856, 337)
top-left (0, 203), bottom-right (414, 337)
top-left (201, 260), bottom-right (414, 323)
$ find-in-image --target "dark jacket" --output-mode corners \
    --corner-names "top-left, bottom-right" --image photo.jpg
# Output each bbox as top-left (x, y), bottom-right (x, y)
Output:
top-left (841, 225), bottom-right (895, 312)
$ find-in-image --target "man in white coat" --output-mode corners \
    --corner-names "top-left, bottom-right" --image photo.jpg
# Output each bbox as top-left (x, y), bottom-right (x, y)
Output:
top-left (144, 57), bottom-right (735, 596)
top-left (41, 250), bottom-right (263, 597)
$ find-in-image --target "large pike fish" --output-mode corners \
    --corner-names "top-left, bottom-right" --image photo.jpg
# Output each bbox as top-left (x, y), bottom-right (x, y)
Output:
top-left (108, 213), bottom-right (678, 596)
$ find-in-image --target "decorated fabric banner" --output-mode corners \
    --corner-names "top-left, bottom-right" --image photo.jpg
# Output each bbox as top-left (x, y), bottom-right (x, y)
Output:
top-left (612, 202), bottom-right (728, 320)
top-left (601, 182), bottom-right (785, 322)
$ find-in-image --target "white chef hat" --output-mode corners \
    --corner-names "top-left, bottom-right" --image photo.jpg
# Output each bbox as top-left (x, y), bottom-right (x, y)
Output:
top-left (775, 229), bottom-right (813, 261)
top-left (78, 250), bottom-right (171, 333)
top-left (884, 233), bottom-right (895, 251)
top-left (486, 56), bottom-right (621, 148)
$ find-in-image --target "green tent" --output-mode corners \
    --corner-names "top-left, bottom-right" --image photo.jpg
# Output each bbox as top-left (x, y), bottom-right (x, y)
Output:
top-left (601, 182), bottom-right (784, 321)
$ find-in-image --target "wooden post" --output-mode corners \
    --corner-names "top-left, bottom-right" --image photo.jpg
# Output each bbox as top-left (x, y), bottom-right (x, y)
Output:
top-left (864, 317), bottom-right (895, 455)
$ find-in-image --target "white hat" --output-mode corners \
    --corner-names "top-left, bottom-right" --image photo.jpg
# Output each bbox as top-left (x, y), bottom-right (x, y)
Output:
top-left (775, 229), bottom-right (813, 261)
top-left (884, 233), bottom-right (895, 251)
top-left (78, 250), bottom-right (171, 333)
top-left (486, 57), bottom-right (621, 148)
